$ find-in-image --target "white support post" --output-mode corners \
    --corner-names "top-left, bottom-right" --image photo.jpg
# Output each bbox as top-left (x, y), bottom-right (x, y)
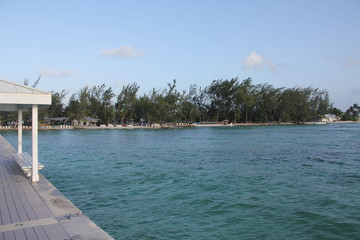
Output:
top-left (32, 104), bottom-right (39, 182)
top-left (18, 110), bottom-right (23, 153)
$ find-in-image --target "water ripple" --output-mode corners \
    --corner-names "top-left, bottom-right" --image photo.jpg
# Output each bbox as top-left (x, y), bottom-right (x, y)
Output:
top-left (1, 124), bottom-right (360, 239)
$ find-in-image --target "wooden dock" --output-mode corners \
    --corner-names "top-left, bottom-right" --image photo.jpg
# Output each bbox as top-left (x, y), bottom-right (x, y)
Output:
top-left (0, 135), bottom-right (114, 240)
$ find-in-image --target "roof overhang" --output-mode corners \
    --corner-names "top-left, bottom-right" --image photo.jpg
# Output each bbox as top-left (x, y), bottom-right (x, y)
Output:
top-left (0, 78), bottom-right (52, 111)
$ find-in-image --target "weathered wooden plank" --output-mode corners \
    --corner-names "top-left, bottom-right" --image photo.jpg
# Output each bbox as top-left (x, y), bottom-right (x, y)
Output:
top-left (3, 159), bottom-right (24, 183)
top-left (0, 137), bottom-right (25, 180)
top-left (19, 182), bottom-right (46, 209)
top-left (43, 223), bottom-right (70, 240)
top-left (2, 230), bottom-right (15, 240)
top-left (0, 159), bottom-right (12, 183)
top-left (0, 136), bottom-right (15, 150)
top-left (0, 164), bottom-right (8, 183)
top-left (14, 183), bottom-right (38, 221)
top-left (0, 185), bottom-right (12, 225)
top-left (14, 229), bottom-right (26, 240)
top-left (33, 226), bottom-right (49, 240)
top-left (0, 165), bottom-right (4, 182)
top-left (18, 182), bottom-right (44, 208)
top-left (9, 183), bottom-right (29, 222)
top-left (23, 227), bottom-right (38, 240)
top-left (18, 183), bottom-right (54, 219)
top-left (0, 137), bottom-right (26, 183)
top-left (2, 184), bottom-right (20, 224)
top-left (32, 206), bottom-right (54, 219)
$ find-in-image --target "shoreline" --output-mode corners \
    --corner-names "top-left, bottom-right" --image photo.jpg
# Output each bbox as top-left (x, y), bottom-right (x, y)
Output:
top-left (0, 121), bottom-right (359, 131)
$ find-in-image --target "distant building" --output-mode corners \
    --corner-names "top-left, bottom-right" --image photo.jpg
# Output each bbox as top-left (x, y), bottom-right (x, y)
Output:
top-left (79, 117), bottom-right (101, 127)
top-left (44, 117), bottom-right (69, 125)
top-left (322, 114), bottom-right (338, 122)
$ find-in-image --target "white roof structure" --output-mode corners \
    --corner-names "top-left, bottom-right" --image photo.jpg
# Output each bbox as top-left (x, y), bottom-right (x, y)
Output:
top-left (0, 78), bottom-right (51, 111)
top-left (0, 78), bottom-right (52, 182)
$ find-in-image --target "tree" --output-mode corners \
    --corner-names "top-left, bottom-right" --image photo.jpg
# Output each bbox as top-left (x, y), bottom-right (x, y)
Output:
top-left (236, 78), bottom-right (259, 123)
top-left (99, 87), bottom-right (115, 125)
top-left (115, 83), bottom-right (140, 124)
top-left (309, 89), bottom-right (331, 119)
top-left (47, 90), bottom-right (68, 118)
top-left (253, 84), bottom-right (282, 122)
top-left (342, 104), bottom-right (359, 121)
top-left (207, 78), bottom-right (239, 121)
top-left (180, 85), bottom-right (200, 122)
top-left (65, 94), bottom-right (82, 120)
top-left (88, 84), bottom-right (106, 118)
top-left (193, 86), bottom-right (209, 122)
top-left (163, 79), bottom-right (181, 122)
top-left (3, 76), bottom-right (339, 126)
top-left (135, 94), bottom-right (155, 125)
top-left (279, 87), bottom-right (312, 123)
top-left (65, 86), bottom-right (91, 121)
top-left (330, 107), bottom-right (343, 118)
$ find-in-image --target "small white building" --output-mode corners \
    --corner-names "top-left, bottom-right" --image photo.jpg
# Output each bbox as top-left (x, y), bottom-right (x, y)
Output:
top-left (322, 114), bottom-right (338, 122)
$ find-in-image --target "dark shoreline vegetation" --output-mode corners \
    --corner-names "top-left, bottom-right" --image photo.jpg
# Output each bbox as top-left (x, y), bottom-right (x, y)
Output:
top-left (1, 77), bottom-right (359, 126)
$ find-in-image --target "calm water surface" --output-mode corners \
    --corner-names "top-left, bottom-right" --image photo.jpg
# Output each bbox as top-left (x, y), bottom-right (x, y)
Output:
top-left (2, 124), bottom-right (360, 239)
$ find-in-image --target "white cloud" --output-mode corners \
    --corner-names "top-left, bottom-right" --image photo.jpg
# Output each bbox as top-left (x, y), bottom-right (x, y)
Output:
top-left (242, 51), bottom-right (283, 72)
top-left (40, 68), bottom-right (77, 79)
top-left (242, 51), bottom-right (264, 70)
top-left (342, 56), bottom-right (359, 68)
top-left (100, 45), bottom-right (145, 58)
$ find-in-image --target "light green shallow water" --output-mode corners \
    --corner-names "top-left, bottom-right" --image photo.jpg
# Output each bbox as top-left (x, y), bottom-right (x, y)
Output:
top-left (2, 124), bottom-right (360, 239)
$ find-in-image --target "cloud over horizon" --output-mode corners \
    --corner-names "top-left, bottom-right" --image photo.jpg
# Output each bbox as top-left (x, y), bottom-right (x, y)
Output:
top-left (242, 51), bottom-right (283, 71)
top-left (100, 45), bottom-right (145, 58)
top-left (342, 56), bottom-right (359, 68)
top-left (40, 68), bottom-right (77, 79)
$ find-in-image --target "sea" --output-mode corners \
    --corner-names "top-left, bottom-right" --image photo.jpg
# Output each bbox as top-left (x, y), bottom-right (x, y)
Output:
top-left (1, 124), bottom-right (360, 240)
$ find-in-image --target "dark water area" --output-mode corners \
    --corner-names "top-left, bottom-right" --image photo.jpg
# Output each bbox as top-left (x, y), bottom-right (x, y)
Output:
top-left (2, 124), bottom-right (360, 239)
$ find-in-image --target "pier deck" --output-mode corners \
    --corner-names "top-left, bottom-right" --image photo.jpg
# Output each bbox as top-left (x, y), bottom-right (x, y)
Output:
top-left (0, 135), bottom-right (114, 240)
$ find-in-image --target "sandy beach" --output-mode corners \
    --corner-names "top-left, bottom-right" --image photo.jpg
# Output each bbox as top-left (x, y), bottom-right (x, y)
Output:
top-left (0, 121), bottom-right (358, 131)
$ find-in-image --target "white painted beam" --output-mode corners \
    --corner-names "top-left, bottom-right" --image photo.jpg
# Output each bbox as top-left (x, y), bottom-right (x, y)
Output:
top-left (32, 105), bottom-right (39, 182)
top-left (0, 93), bottom-right (51, 105)
top-left (18, 110), bottom-right (22, 153)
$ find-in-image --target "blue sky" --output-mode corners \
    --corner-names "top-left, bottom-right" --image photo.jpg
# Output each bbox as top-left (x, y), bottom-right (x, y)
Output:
top-left (1, 0), bottom-right (359, 110)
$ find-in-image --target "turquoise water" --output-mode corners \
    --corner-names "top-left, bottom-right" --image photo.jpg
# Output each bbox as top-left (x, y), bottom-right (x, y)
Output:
top-left (2, 124), bottom-right (360, 240)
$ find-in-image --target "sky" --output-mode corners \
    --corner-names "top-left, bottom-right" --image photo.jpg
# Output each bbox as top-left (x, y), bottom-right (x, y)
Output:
top-left (0, 0), bottom-right (359, 110)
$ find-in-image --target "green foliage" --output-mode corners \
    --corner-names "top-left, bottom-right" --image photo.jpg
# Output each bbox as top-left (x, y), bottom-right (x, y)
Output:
top-left (253, 83), bottom-right (283, 122)
top-left (330, 107), bottom-right (343, 118)
top-left (341, 104), bottom-right (359, 121)
top-left (207, 78), bottom-right (239, 121)
top-left (279, 87), bottom-right (312, 123)
top-left (99, 87), bottom-right (115, 125)
top-left (1, 77), bottom-right (342, 126)
top-left (48, 90), bottom-right (68, 118)
top-left (116, 83), bottom-right (139, 123)
top-left (64, 84), bottom-right (115, 124)
top-left (49, 78), bottom-right (340, 124)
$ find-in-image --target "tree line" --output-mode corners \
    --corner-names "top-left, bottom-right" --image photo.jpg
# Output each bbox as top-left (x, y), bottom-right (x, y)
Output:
top-left (1, 77), bottom-right (358, 126)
